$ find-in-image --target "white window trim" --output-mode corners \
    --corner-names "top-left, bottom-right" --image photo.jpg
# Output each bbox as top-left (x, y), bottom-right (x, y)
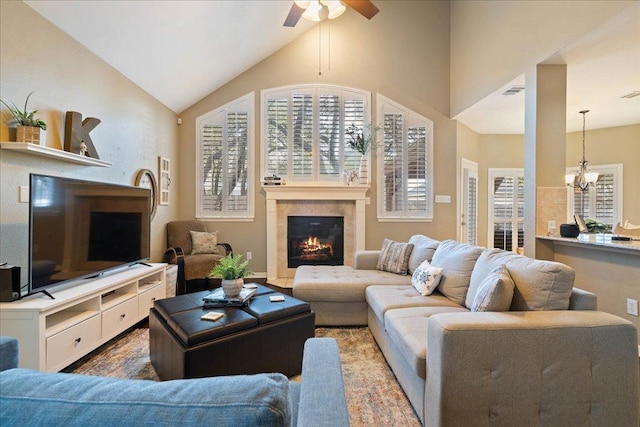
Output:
top-left (459, 158), bottom-right (479, 244)
top-left (260, 84), bottom-right (371, 184)
top-left (488, 168), bottom-right (524, 250)
top-left (565, 163), bottom-right (623, 226)
top-left (376, 94), bottom-right (434, 222)
top-left (195, 92), bottom-right (255, 221)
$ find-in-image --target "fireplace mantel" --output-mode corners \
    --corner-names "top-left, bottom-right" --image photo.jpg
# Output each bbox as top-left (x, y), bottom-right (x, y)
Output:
top-left (264, 184), bottom-right (369, 281)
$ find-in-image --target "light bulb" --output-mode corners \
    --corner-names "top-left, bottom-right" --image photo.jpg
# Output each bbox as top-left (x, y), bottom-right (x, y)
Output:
top-left (323, 1), bottom-right (346, 19)
top-left (585, 171), bottom-right (599, 184)
top-left (565, 174), bottom-right (575, 185)
top-left (302, 0), bottom-right (322, 21)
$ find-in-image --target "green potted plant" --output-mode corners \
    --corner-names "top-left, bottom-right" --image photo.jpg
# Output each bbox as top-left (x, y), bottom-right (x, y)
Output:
top-left (585, 218), bottom-right (608, 234)
top-left (1, 91), bottom-right (47, 145)
top-left (209, 253), bottom-right (252, 297)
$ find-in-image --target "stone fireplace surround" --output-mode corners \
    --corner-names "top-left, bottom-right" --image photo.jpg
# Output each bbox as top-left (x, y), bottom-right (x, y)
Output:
top-left (264, 185), bottom-right (368, 284)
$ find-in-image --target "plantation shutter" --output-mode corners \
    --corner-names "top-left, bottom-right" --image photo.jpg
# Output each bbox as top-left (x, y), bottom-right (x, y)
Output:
top-left (466, 173), bottom-right (477, 245)
top-left (490, 170), bottom-right (524, 252)
top-left (292, 94), bottom-right (313, 177)
top-left (377, 94), bottom-right (433, 220)
top-left (343, 99), bottom-right (365, 174)
top-left (318, 94), bottom-right (341, 177)
top-left (197, 92), bottom-right (254, 218)
top-left (406, 126), bottom-right (428, 214)
top-left (595, 173), bottom-right (614, 230)
top-left (266, 98), bottom-right (288, 177)
top-left (382, 113), bottom-right (404, 213)
top-left (567, 165), bottom-right (621, 231)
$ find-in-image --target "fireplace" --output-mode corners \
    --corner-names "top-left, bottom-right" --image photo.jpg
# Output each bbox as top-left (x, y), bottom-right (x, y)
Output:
top-left (287, 216), bottom-right (344, 268)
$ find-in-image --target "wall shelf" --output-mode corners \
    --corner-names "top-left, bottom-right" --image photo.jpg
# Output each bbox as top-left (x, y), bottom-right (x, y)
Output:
top-left (0, 141), bottom-right (112, 167)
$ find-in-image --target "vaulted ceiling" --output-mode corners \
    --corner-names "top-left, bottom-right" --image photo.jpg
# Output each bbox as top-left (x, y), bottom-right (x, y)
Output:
top-left (25, 1), bottom-right (639, 134)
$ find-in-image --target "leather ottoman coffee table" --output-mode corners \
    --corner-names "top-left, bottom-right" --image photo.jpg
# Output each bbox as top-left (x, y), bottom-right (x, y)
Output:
top-left (149, 284), bottom-right (315, 380)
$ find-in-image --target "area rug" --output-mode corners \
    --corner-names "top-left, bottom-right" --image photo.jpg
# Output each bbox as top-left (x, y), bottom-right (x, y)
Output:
top-left (64, 322), bottom-right (420, 426)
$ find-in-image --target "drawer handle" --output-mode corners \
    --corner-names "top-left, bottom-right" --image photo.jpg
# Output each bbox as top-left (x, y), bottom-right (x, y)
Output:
top-left (120, 314), bottom-right (126, 319)
top-left (74, 337), bottom-right (82, 345)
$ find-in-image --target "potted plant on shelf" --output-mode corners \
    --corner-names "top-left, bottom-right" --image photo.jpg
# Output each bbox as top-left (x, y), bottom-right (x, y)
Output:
top-left (345, 122), bottom-right (382, 185)
top-left (209, 253), bottom-right (252, 298)
top-left (1, 92), bottom-right (47, 145)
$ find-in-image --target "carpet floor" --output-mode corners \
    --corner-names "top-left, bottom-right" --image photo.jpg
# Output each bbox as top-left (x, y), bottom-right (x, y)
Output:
top-left (64, 321), bottom-right (420, 426)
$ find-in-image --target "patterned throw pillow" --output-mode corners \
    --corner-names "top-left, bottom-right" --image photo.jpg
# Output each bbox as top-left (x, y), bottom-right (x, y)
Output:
top-left (471, 265), bottom-right (515, 312)
top-left (376, 239), bottom-right (414, 275)
top-left (190, 230), bottom-right (219, 255)
top-left (412, 260), bottom-right (444, 296)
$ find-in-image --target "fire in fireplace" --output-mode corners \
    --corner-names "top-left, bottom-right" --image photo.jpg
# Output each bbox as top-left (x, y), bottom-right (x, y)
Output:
top-left (287, 216), bottom-right (344, 268)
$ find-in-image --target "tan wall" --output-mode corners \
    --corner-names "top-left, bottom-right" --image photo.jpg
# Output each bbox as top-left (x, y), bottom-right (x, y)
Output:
top-left (0, 1), bottom-right (179, 284)
top-left (178, 1), bottom-right (455, 274)
top-left (450, 0), bottom-right (634, 117)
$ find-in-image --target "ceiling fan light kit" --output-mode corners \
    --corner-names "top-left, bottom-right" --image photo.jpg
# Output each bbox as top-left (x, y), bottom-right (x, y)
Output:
top-left (285, 0), bottom-right (378, 27)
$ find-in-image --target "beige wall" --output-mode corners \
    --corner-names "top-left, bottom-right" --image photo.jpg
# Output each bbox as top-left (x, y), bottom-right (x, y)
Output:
top-left (465, 124), bottom-right (639, 248)
top-left (0, 1), bottom-right (179, 285)
top-left (450, 0), bottom-right (634, 117)
top-left (178, 1), bottom-right (455, 274)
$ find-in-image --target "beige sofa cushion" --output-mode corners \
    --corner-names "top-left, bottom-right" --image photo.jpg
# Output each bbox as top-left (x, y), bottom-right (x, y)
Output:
top-left (431, 240), bottom-right (484, 305)
top-left (366, 285), bottom-right (461, 326)
top-left (470, 265), bottom-right (515, 312)
top-left (407, 235), bottom-right (440, 274)
top-left (505, 257), bottom-right (575, 310)
top-left (384, 306), bottom-right (469, 379)
top-left (465, 248), bottom-right (519, 309)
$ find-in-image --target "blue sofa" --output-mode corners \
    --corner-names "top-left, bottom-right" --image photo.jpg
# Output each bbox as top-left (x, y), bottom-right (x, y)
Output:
top-left (0, 336), bottom-right (348, 426)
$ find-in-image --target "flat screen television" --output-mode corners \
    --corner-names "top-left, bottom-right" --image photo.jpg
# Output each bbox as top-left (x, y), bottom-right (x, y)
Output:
top-left (28, 173), bottom-right (151, 296)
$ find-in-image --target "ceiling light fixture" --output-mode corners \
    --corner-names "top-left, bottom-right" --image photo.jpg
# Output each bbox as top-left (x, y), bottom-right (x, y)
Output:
top-left (565, 110), bottom-right (598, 191)
top-left (297, 0), bottom-right (346, 22)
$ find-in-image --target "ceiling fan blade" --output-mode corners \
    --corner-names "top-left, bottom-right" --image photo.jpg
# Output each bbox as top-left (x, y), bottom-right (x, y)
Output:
top-left (343, 0), bottom-right (379, 20)
top-left (284, 3), bottom-right (305, 27)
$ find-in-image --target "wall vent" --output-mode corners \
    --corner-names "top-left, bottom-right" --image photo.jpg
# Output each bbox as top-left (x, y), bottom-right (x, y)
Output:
top-left (620, 91), bottom-right (640, 99)
top-left (502, 86), bottom-right (525, 96)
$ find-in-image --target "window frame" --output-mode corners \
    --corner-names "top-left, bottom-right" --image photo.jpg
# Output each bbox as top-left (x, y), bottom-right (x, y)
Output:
top-left (376, 94), bottom-right (434, 222)
top-left (260, 84), bottom-right (371, 184)
top-left (195, 92), bottom-right (255, 221)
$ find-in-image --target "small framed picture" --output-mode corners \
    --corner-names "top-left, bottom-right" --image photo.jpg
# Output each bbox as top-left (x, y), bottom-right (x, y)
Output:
top-left (574, 214), bottom-right (588, 233)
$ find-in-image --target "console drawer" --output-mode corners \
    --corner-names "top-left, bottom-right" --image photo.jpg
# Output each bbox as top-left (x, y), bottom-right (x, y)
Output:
top-left (46, 314), bottom-right (101, 371)
top-left (139, 285), bottom-right (165, 319)
top-left (102, 296), bottom-right (138, 340)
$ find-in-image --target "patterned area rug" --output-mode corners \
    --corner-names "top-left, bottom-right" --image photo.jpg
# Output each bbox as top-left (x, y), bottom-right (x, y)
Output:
top-left (64, 322), bottom-right (420, 426)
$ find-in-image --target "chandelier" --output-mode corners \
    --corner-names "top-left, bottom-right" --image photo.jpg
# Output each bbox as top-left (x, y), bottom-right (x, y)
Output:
top-left (565, 110), bottom-right (598, 191)
top-left (295, 1), bottom-right (346, 22)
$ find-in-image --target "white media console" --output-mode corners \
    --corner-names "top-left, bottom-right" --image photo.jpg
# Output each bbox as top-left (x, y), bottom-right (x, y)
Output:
top-left (0, 263), bottom-right (166, 371)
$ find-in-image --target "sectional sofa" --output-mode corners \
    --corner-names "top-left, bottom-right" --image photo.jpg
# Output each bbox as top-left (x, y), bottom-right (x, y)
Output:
top-left (0, 336), bottom-right (349, 426)
top-left (293, 235), bottom-right (639, 425)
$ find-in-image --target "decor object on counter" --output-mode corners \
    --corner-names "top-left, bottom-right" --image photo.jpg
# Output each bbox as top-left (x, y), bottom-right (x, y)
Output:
top-left (135, 169), bottom-right (158, 219)
top-left (584, 218), bottom-right (608, 234)
top-left (614, 222), bottom-right (640, 239)
top-left (209, 253), bottom-right (252, 298)
top-left (64, 111), bottom-right (101, 158)
top-left (560, 223), bottom-right (580, 238)
top-left (0, 92), bottom-right (47, 145)
top-left (565, 110), bottom-right (598, 191)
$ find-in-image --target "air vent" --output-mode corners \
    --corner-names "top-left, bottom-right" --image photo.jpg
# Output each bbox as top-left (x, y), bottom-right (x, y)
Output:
top-left (620, 91), bottom-right (640, 99)
top-left (502, 86), bottom-right (525, 96)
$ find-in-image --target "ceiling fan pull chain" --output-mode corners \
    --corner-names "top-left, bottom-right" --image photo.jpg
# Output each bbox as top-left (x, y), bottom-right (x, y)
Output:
top-left (318, 23), bottom-right (322, 76)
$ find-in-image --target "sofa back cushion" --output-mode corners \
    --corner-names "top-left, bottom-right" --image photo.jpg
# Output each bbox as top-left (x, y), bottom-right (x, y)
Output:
top-left (431, 240), bottom-right (483, 305)
top-left (465, 248), bottom-right (519, 309)
top-left (407, 235), bottom-right (440, 274)
top-left (505, 256), bottom-right (575, 310)
top-left (0, 369), bottom-right (291, 425)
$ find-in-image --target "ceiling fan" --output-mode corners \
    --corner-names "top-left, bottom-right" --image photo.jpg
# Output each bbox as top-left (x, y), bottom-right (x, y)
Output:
top-left (284, 0), bottom-right (379, 27)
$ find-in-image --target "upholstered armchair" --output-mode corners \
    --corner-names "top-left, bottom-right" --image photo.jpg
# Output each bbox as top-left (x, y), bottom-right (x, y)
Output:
top-left (163, 220), bottom-right (233, 295)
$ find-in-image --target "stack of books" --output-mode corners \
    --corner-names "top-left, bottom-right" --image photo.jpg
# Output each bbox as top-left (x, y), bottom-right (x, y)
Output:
top-left (202, 287), bottom-right (256, 308)
top-left (263, 174), bottom-right (282, 186)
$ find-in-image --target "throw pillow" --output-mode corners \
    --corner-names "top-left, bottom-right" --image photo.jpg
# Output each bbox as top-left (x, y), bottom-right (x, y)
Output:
top-left (376, 239), bottom-right (414, 275)
top-left (190, 230), bottom-right (219, 255)
top-left (412, 260), bottom-right (444, 296)
top-left (471, 265), bottom-right (515, 312)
